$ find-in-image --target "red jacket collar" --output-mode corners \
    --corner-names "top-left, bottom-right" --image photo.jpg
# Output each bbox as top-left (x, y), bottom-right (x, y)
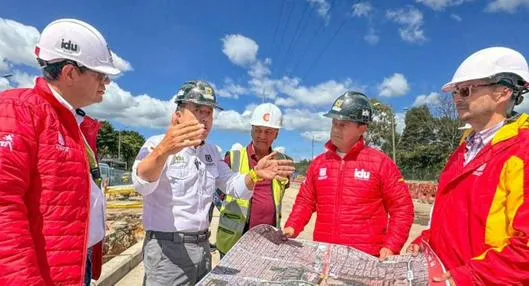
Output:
top-left (34, 77), bottom-right (72, 114)
top-left (34, 77), bottom-right (100, 154)
top-left (80, 117), bottom-right (102, 158)
top-left (325, 138), bottom-right (365, 159)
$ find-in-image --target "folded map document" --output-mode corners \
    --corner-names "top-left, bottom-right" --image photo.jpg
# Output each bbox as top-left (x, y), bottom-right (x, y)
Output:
top-left (198, 225), bottom-right (447, 286)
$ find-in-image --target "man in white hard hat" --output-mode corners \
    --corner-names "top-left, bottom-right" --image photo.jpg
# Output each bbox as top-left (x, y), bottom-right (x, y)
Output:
top-left (408, 47), bottom-right (529, 285)
top-left (0, 19), bottom-right (120, 285)
top-left (216, 103), bottom-right (290, 257)
top-left (132, 83), bottom-right (295, 285)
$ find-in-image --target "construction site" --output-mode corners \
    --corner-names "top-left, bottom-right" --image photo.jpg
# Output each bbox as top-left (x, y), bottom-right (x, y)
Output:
top-left (96, 179), bottom-right (436, 285)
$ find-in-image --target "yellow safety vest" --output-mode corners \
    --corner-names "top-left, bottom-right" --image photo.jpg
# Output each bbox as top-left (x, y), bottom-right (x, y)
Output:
top-left (216, 148), bottom-right (287, 254)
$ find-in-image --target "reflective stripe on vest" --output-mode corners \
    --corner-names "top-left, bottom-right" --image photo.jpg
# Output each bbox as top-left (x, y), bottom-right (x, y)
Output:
top-left (216, 148), bottom-right (287, 254)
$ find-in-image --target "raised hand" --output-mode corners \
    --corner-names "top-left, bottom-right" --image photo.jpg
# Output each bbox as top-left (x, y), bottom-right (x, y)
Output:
top-left (158, 119), bottom-right (205, 155)
top-left (254, 152), bottom-right (295, 181)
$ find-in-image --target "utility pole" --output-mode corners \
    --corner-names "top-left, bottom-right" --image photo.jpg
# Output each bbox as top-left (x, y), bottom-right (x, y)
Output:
top-left (117, 131), bottom-right (121, 160)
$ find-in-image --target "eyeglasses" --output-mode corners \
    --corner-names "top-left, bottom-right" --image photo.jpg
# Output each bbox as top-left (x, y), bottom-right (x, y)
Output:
top-left (64, 60), bottom-right (109, 82)
top-left (451, 83), bottom-right (496, 98)
top-left (85, 69), bottom-right (109, 82)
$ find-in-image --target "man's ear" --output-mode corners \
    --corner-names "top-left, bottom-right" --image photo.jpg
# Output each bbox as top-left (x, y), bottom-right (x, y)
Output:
top-left (496, 86), bottom-right (514, 103)
top-left (61, 64), bottom-right (77, 86)
top-left (360, 124), bottom-right (368, 134)
top-left (171, 112), bottom-right (180, 126)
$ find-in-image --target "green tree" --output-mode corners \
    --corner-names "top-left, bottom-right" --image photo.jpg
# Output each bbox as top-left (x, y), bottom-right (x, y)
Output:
top-left (97, 121), bottom-right (118, 160)
top-left (431, 94), bottom-right (462, 163)
top-left (399, 105), bottom-right (436, 151)
top-left (365, 99), bottom-right (395, 157)
top-left (398, 106), bottom-right (441, 180)
top-left (96, 121), bottom-right (145, 170)
top-left (397, 97), bottom-right (463, 180)
top-left (295, 159), bottom-right (312, 175)
top-left (120, 130), bottom-right (145, 170)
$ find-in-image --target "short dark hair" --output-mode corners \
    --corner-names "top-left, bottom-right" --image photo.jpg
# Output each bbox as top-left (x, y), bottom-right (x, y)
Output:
top-left (175, 102), bottom-right (187, 112)
top-left (38, 59), bottom-right (87, 81)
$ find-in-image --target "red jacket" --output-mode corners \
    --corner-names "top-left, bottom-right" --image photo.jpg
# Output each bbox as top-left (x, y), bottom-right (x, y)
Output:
top-left (286, 139), bottom-right (414, 256)
top-left (0, 78), bottom-right (91, 285)
top-left (414, 114), bottom-right (529, 285)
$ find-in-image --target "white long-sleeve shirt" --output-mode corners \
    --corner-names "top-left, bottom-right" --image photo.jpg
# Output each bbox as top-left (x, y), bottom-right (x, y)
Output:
top-left (48, 84), bottom-right (106, 247)
top-left (132, 135), bottom-right (253, 232)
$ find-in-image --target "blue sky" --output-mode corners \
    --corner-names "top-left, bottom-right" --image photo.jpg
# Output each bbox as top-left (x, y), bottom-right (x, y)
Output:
top-left (1, 0), bottom-right (529, 160)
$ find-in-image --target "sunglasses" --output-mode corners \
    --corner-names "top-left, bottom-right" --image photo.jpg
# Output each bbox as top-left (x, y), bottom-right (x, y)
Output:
top-left (451, 83), bottom-right (496, 98)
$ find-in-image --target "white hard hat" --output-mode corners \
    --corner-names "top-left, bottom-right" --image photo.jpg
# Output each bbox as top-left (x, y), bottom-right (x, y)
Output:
top-left (442, 47), bottom-right (529, 92)
top-left (250, 103), bottom-right (283, 129)
top-left (36, 19), bottom-right (120, 76)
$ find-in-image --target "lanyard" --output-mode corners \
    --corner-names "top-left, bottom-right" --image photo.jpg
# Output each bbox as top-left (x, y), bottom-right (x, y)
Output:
top-left (81, 133), bottom-right (102, 188)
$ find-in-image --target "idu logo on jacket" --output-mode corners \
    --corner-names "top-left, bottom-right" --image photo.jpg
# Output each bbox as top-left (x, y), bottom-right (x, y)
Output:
top-left (56, 133), bottom-right (69, 152)
top-left (354, 168), bottom-right (371, 181)
top-left (0, 134), bottom-right (14, 151)
top-left (318, 168), bottom-right (328, 180)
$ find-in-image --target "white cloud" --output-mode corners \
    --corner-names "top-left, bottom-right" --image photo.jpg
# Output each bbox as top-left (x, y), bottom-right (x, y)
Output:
top-left (231, 143), bottom-right (244, 151)
top-left (307, 0), bottom-right (331, 24)
top-left (450, 14), bottom-right (463, 21)
top-left (416, 0), bottom-right (470, 10)
top-left (207, 107), bottom-right (323, 149)
top-left (248, 58), bottom-right (272, 79)
top-left (275, 77), bottom-right (364, 107)
top-left (386, 7), bottom-right (427, 44)
top-left (213, 109), bottom-right (252, 132)
top-left (220, 34), bottom-right (365, 108)
top-left (0, 18), bottom-right (41, 71)
top-left (248, 77), bottom-right (279, 100)
top-left (413, 92), bottom-right (441, 106)
top-left (514, 95), bottom-right (529, 113)
top-left (301, 131), bottom-right (330, 143)
top-left (216, 79), bottom-right (248, 99)
top-left (0, 77), bottom-right (10, 91)
top-left (0, 70), bottom-right (37, 91)
top-left (11, 71), bottom-right (36, 88)
top-left (274, 146), bottom-right (286, 154)
top-left (485, 0), bottom-right (529, 13)
top-left (221, 34), bottom-right (259, 67)
top-left (350, 4), bottom-right (380, 45)
top-left (275, 97), bottom-right (298, 107)
top-left (110, 51), bottom-right (133, 72)
top-left (378, 73), bottom-right (410, 97)
top-left (364, 27), bottom-right (380, 45)
top-left (352, 2), bottom-right (373, 17)
top-left (85, 82), bottom-right (174, 129)
top-left (283, 108), bottom-right (331, 133)
top-left (85, 82), bottom-right (254, 132)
